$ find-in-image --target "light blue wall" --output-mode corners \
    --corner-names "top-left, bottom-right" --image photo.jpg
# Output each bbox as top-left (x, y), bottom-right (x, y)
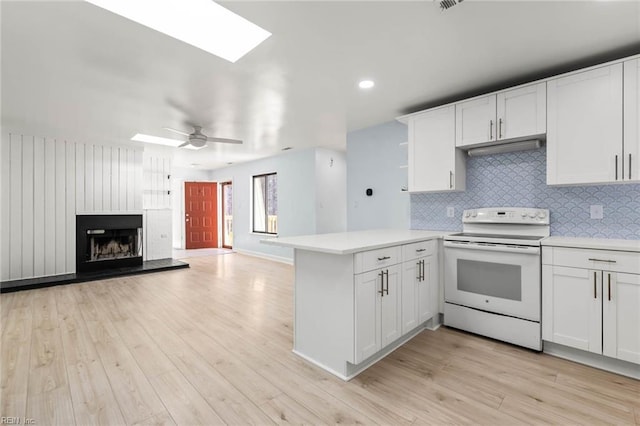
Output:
top-left (209, 147), bottom-right (347, 261)
top-left (209, 149), bottom-right (317, 261)
top-left (411, 148), bottom-right (640, 239)
top-left (346, 121), bottom-right (410, 230)
top-left (315, 148), bottom-right (347, 233)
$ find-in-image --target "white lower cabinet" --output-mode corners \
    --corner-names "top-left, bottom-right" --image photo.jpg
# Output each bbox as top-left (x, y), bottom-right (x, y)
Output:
top-left (354, 265), bottom-right (401, 364)
top-left (603, 272), bottom-right (640, 363)
top-left (542, 247), bottom-right (640, 365)
top-left (401, 254), bottom-right (436, 335)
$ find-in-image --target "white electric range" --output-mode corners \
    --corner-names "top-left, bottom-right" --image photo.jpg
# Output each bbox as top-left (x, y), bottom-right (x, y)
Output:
top-left (443, 207), bottom-right (549, 350)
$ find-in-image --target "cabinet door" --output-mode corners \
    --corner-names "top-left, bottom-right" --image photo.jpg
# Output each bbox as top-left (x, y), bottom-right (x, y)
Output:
top-left (603, 272), bottom-right (640, 364)
top-left (354, 269), bottom-right (382, 364)
top-left (542, 265), bottom-right (602, 354)
top-left (496, 83), bottom-right (546, 141)
top-left (409, 106), bottom-right (464, 192)
top-left (418, 255), bottom-right (436, 324)
top-left (547, 64), bottom-right (623, 185)
top-left (455, 95), bottom-right (497, 147)
top-left (624, 59), bottom-right (640, 182)
top-left (401, 260), bottom-right (420, 334)
top-left (380, 265), bottom-right (402, 347)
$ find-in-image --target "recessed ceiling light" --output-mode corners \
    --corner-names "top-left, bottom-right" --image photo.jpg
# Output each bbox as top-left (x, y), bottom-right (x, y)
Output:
top-left (131, 133), bottom-right (205, 150)
top-left (358, 80), bottom-right (375, 89)
top-left (85, 0), bottom-right (271, 63)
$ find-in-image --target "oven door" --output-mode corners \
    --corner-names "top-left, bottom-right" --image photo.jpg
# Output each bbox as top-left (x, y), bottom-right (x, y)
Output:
top-left (444, 241), bottom-right (541, 321)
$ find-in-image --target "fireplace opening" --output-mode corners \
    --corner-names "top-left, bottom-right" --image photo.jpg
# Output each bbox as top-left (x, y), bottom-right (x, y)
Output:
top-left (77, 215), bottom-right (143, 273)
top-left (87, 229), bottom-right (141, 262)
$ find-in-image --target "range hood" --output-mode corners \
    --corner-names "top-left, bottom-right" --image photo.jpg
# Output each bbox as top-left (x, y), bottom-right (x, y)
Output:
top-left (466, 139), bottom-right (543, 157)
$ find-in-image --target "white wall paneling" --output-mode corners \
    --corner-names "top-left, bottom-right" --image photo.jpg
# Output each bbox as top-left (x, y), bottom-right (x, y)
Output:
top-left (44, 137), bottom-right (56, 275)
top-left (0, 132), bottom-right (144, 281)
top-left (10, 134), bottom-right (23, 280)
top-left (21, 136), bottom-right (34, 278)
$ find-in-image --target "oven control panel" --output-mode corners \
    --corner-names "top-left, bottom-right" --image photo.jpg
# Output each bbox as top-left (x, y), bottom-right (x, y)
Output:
top-left (462, 207), bottom-right (549, 225)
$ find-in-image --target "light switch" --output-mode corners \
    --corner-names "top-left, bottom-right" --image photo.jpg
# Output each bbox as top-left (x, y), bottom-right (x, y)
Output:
top-left (590, 205), bottom-right (603, 219)
top-left (447, 207), bottom-right (455, 218)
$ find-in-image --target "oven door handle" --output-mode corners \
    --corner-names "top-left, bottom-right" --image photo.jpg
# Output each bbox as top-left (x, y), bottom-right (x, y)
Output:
top-left (443, 241), bottom-right (540, 255)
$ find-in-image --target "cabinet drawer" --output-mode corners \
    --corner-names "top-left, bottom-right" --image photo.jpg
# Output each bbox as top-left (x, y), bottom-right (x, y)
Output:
top-left (354, 246), bottom-right (401, 274)
top-left (544, 247), bottom-right (640, 275)
top-left (402, 240), bottom-right (436, 261)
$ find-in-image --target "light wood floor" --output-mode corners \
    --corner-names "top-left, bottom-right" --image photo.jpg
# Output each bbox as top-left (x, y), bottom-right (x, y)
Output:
top-left (1, 253), bottom-right (639, 425)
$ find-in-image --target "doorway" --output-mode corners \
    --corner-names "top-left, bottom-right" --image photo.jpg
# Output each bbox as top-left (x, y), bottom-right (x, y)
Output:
top-left (221, 181), bottom-right (233, 249)
top-left (184, 182), bottom-right (218, 249)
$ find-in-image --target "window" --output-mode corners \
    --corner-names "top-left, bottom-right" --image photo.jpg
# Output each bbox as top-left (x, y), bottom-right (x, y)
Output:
top-left (253, 173), bottom-right (277, 234)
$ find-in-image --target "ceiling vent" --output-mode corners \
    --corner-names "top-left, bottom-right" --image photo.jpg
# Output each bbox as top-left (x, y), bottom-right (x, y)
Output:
top-left (438, 0), bottom-right (464, 11)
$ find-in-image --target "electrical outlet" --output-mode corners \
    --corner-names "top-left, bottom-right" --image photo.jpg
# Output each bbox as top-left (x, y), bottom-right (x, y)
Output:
top-left (590, 205), bottom-right (603, 220)
top-left (447, 207), bottom-right (455, 218)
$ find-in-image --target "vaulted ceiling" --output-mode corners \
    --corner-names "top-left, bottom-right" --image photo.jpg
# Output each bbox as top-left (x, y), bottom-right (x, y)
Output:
top-left (2, 1), bottom-right (639, 169)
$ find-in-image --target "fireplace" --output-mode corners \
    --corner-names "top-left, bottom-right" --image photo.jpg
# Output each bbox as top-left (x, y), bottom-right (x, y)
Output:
top-left (76, 215), bottom-right (143, 273)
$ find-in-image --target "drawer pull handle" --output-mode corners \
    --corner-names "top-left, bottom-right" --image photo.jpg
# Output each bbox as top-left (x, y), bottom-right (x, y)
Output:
top-left (588, 258), bottom-right (617, 263)
top-left (416, 248), bottom-right (426, 253)
top-left (377, 256), bottom-right (391, 261)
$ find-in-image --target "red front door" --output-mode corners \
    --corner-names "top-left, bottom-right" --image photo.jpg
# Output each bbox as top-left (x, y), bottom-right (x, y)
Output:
top-left (185, 182), bottom-right (218, 249)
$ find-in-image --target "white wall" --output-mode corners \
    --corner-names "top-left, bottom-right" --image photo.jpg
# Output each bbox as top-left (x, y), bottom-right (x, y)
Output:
top-left (346, 121), bottom-right (410, 231)
top-left (0, 132), bottom-right (143, 281)
top-left (315, 148), bottom-right (347, 234)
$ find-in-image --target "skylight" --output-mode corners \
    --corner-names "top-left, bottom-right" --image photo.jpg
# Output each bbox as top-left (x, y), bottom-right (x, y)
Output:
top-left (131, 134), bottom-right (204, 150)
top-left (85, 0), bottom-right (271, 63)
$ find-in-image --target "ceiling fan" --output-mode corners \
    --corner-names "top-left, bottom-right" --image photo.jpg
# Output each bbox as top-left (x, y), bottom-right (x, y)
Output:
top-left (164, 125), bottom-right (243, 148)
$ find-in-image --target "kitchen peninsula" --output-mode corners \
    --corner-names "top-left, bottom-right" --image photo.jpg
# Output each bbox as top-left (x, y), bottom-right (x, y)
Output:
top-left (263, 229), bottom-right (446, 379)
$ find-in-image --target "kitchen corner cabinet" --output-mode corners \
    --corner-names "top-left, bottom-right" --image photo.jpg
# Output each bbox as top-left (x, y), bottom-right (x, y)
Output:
top-left (401, 240), bottom-right (437, 334)
top-left (624, 59), bottom-right (640, 182)
top-left (547, 64), bottom-right (624, 185)
top-left (542, 247), bottom-right (640, 365)
top-left (408, 105), bottom-right (466, 192)
top-left (455, 83), bottom-right (546, 147)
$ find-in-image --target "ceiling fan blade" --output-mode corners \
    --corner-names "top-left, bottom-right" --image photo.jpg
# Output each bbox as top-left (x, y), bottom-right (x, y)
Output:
top-left (164, 127), bottom-right (190, 136)
top-left (206, 137), bottom-right (243, 145)
top-left (178, 141), bottom-right (192, 148)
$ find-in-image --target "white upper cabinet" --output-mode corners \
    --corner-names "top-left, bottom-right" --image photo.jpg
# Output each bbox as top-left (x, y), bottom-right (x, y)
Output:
top-left (408, 105), bottom-right (465, 192)
top-left (624, 59), bottom-right (640, 182)
top-left (455, 95), bottom-right (497, 146)
top-left (456, 83), bottom-right (546, 147)
top-left (496, 83), bottom-right (546, 141)
top-left (547, 64), bottom-right (623, 185)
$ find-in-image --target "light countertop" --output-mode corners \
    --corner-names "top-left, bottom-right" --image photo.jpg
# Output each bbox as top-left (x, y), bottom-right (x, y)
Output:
top-left (542, 236), bottom-right (640, 253)
top-left (261, 229), bottom-right (449, 255)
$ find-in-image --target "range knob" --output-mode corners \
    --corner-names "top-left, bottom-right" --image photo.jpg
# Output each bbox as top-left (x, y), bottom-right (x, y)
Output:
top-left (471, 210), bottom-right (477, 218)
top-left (521, 211), bottom-right (527, 218)
top-left (537, 211), bottom-right (547, 219)
top-left (528, 211), bottom-right (537, 218)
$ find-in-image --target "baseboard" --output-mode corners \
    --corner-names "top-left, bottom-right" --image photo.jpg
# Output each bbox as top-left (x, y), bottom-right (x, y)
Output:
top-left (234, 248), bottom-right (294, 265)
top-left (543, 341), bottom-right (640, 379)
